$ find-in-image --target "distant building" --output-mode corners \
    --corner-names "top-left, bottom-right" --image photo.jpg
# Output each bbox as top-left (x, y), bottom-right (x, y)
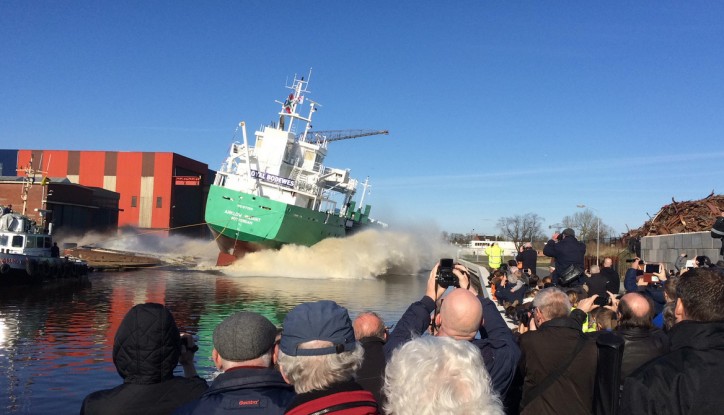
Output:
top-left (2, 149), bottom-right (213, 238)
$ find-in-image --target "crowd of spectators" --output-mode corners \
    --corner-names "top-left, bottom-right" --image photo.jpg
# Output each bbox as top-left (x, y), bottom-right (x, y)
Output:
top-left (81, 246), bottom-right (724, 414)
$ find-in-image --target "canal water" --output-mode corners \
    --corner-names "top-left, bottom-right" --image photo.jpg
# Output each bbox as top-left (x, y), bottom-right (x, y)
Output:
top-left (0, 229), bottom-right (449, 414)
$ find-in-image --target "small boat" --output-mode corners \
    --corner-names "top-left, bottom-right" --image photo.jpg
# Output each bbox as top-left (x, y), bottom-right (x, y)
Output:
top-left (0, 159), bottom-right (88, 284)
top-left (205, 70), bottom-right (388, 265)
top-left (0, 210), bottom-right (88, 284)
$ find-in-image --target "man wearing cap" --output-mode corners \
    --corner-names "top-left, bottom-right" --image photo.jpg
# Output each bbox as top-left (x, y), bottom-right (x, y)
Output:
top-left (175, 311), bottom-right (295, 415)
top-left (278, 300), bottom-right (379, 415)
top-left (384, 263), bottom-right (520, 404)
top-left (543, 228), bottom-right (586, 286)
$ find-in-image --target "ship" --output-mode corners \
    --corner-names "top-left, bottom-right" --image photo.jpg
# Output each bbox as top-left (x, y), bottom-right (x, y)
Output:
top-left (205, 71), bottom-right (388, 265)
top-left (0, 160), bottom-right (88, 284)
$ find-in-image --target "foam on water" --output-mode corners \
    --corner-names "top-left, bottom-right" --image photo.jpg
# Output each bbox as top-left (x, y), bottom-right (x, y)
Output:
top-left (221, 227), bottom-right (456, 279)
top-left (61, 225), bottom-right (457, 279)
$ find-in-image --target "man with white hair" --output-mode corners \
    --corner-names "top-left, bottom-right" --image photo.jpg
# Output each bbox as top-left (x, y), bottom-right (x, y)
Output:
top-left (384, 262), bottom-right (520, 402)
top-left (384, 336), bottom-right (504, 415)
top-left (517, 288), bottom-right (597, 414)
top-left (278, 300), bottom-right (379, 415)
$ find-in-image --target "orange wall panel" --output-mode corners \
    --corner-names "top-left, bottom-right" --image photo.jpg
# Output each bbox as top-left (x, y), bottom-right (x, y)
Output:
top-left (152, 153), bottom-right (173, 228)
top-left (44, 150), bottom-right (69, 177)
top-left (17, 150), bottom-right (70, 178)
top-left (78, 152), bottom-right (105, 187)
top-left (115, 152), bottom-right (143, 227)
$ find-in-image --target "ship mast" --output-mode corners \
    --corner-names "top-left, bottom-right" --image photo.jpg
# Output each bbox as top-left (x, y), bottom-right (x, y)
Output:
top-left (276, 69), bottom-right (316, 140)
top-left (359, 177), bottom-right (371, 209)
top-left (19, 155), bottom-right (39, 216)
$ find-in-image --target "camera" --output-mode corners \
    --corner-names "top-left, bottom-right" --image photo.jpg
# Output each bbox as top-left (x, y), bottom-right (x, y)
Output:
top-left (436, 258), bottom-right (459, 288)
top-left (594, 293), bottom-right (610, 307)
top-left (517, 308), bottom-right (532, 327)
top-left (181, 335), bottom-right (199, 353)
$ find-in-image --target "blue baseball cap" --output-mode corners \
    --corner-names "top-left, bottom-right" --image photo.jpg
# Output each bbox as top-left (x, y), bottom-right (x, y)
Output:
top-left (280, 300), bottom-right (357, 356)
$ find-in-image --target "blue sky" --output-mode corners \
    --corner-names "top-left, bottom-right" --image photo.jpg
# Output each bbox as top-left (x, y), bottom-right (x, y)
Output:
top-left (2, 1), bottom-right (723, 237)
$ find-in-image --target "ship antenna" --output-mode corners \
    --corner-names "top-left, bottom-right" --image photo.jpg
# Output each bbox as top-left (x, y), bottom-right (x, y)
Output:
top-left (239, 121), bottom-right (259, 195)
top-left (358, 176), bottom-right (371, 209)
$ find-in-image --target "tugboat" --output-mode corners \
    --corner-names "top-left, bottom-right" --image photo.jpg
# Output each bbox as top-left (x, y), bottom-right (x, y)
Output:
top-left (205, 70), bottom-right (388, 265)
top-left (0, 161), bottom-right (88, 284)
top-left (0, 209), bottom-right (89, 284)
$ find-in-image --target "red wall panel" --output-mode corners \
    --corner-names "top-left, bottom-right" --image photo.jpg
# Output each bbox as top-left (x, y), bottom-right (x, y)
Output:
top-left (78, 152), bottom-right (105, 187)
top-left (153, 153), bottom-right (173, 228)
top-left (115, 152), bottom-right (143, 227)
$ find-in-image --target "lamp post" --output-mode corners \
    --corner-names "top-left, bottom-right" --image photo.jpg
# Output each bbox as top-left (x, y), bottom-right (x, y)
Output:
top-left (577, 204), bottom-right (600, 265)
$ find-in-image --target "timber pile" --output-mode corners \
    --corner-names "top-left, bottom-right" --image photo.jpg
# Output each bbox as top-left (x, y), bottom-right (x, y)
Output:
top-left (624, 193), bottom-right (724, 239)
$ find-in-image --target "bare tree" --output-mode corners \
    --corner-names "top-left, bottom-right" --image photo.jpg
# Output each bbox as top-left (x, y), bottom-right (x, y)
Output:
top-left (561, 209), bottom-right (614, 242)
top-left (497, 213), bottom-right (545, 249)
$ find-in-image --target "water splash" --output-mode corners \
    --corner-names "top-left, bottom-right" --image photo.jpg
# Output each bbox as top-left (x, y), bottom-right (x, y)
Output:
top-left (221, 227), bottom-right (456, 279)
top-left (57, 226), bottom-right (458, 279)
top-left (62, 229), bottom-right (219, 266)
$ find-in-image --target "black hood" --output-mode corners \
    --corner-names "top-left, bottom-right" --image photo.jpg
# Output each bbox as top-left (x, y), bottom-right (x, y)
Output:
top-left (113, 303), bottom-right (181, 384)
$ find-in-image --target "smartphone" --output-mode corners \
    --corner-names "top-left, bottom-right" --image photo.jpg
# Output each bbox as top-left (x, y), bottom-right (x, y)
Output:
top-left (644, 263), bottom-right (661, 274)
top-left (594, 293), bottom-right (610, 307)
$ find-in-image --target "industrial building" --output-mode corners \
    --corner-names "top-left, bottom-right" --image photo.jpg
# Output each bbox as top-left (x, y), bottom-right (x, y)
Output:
top-left (0, 149), bottom-right (212, 238)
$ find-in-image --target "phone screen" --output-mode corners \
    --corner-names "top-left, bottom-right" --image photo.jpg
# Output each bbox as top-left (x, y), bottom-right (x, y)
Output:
top-left (644, 264), bottom-right (660, 274)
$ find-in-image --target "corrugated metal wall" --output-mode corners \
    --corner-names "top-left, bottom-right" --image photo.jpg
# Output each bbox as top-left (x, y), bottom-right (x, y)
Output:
top-left (16, 150), bottom-right (207, 233)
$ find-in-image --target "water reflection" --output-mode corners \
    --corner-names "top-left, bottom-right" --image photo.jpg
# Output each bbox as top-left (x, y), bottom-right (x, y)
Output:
top-left (0, 268), bottom-right (426, 414)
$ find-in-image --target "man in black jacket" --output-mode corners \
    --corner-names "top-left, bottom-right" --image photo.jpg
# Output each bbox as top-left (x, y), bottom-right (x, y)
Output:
top-left (175, 311), bottom-right (295, 415)
top-left (517, 288), bottom-right (597, 415)
top-left (543, 228), bottom-right (586, 286)
top-left (81, 303), bottom-right (208, 415)
top-left (614, 293), bottom-right (669, 381)
top-left (353, 311), bottom-right (388, 412)
top-left (621, 267), bottom-right (724, 414)
top-left (600, 257), bottom-right (621, 294)
top-left (516, 243), bottom-right (538, 276)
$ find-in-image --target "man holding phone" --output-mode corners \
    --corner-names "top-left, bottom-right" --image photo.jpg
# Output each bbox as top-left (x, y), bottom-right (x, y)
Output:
top-left (624, 258), bottom-right (644, 293)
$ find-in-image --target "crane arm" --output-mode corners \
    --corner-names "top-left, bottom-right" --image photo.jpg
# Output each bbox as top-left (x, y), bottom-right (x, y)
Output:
top-left (296, 129), bottom-right (389, 144)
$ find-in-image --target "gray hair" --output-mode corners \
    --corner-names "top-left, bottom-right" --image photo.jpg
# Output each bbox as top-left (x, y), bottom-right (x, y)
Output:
top-left (383, 336), bottom-right (503, 415)
top-left (533, 287), bottom-right (571, 321)
top-left (277, 340), bottom-right (364, 393)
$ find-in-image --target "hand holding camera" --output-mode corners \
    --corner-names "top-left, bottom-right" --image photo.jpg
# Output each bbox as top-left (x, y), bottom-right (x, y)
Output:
top-left (435, 258), bottom-right (460, 289)
top-left (178, 333), bottom-right (199, 377)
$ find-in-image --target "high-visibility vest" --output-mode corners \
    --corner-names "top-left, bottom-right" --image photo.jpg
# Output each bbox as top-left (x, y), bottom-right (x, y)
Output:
top-left (485, 245), bottom-right (504, 269)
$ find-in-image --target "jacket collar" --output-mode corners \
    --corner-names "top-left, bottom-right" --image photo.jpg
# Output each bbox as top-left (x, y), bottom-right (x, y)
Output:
top-left (669, 320), bottom-right (724, 351)
top-left (205, 366), bottom-right (292, 396)
top-left (540, 316), bottom-right (582, 331)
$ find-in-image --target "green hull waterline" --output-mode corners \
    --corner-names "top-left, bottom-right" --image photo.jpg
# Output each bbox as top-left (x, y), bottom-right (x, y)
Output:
top-left (205, 185), bottom-right (351, 249)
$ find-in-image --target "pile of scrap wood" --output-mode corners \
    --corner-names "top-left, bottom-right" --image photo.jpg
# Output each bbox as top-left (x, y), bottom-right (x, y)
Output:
top-left (624, 193), bottom-right (724, 239)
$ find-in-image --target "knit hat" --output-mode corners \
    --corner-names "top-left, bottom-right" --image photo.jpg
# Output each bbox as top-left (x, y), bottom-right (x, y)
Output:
top-left (213, 311), bottom-right (278, 362)
top-left (280, 300), bottom-right (356, 357)
top-left (562, 228), bottom-right (575, 237)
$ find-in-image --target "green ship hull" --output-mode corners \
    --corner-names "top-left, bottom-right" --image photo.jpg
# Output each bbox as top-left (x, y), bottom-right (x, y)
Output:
top-left (205, 185), bottom-right (370, 257)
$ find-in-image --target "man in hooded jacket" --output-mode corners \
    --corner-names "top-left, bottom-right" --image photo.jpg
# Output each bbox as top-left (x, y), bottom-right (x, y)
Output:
top-left (81, 303), bottom-right (208, 415)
